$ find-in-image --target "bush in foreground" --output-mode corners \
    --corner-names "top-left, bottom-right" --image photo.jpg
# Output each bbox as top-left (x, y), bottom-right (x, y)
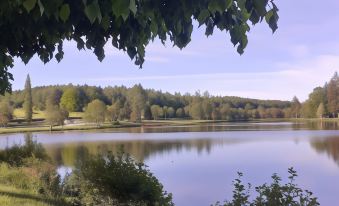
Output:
top-left (214, 168), bottom-right (319, 206)
top-left (63, 150), bottom-right (174, 206)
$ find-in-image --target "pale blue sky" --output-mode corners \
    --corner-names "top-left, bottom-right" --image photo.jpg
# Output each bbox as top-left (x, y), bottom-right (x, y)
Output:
top-left (11, 0), bottom-right (339, 101)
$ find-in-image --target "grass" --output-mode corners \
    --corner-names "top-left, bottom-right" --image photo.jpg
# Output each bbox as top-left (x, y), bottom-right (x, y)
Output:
top-left (13, 108), bottom-right (45, 119)
top-left (0, 163), bottom-right (66, 206)
top-left (13, 109), bottom-right (84, 120)
top-left (0, 185), bottom-right (67, 206)
top-left (68, 111), bottom-right (84, 118)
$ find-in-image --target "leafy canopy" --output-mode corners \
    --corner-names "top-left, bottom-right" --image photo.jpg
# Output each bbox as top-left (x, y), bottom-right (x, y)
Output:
top-left (0, 0), bottom-right (279, 94)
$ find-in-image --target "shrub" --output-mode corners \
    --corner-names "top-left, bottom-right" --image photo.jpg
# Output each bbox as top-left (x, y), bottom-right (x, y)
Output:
top-left (0, 160), bottom-right (61, 198)
top-left (63, 150), bottom-right (173, 206)
top-left (214, 168), bottom-right (319, 206)
top-left (0, 134), bottom-right (49, 166)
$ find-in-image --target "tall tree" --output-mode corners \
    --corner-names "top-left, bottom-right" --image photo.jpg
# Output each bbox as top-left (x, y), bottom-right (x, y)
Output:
top-left (176, 108), bottom-right (185, 118)
top-left (84, 99), bottom-right (107, 127)
top-left (46, 88), bottom-right (63, 107)
top-left (163, 106), bottom-right (168, 120)
top-left (151, 105), bottom-right (162, 120)
top-left (327, 72), bottom-right (339, 117)
top-left (60, 87), bottom-right (80, 112)
top-left (167, 107), bottom-right (175, 118)
top-left (290, 96), bottom-right (301, 118)
top-left (106, 102), bottom-right (121, 122)
top-left (128, 85), bottom-right (146, 122)
top-left (45, 105), bottom-right (69, 131)
top-left (23, 74), bottom-right (33, 122)
top-left (0, 100), bottom-right (13, 127)
top-left (143, 103), bottom-right (152, 120)
top-left (202, 99), bottom-right (213, 120)
top-left (316, 103), bottom-right (325, 119)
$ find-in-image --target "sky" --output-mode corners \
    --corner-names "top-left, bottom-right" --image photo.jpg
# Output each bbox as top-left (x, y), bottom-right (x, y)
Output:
top-left (10, 0), bottom-right (339, 101)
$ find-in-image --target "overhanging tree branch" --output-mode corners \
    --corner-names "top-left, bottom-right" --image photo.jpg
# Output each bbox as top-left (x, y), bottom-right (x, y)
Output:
top-left (0, 0), bottom-right (279, 94)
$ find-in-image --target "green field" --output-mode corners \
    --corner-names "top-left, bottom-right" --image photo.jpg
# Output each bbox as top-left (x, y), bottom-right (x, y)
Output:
top-left (13, 109), bottom-right (84, 120)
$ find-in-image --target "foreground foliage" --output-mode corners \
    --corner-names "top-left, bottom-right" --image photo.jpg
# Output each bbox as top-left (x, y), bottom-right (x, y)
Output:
top-left (63, 150), bottom-right (174, 206)
top-left (0, 138), bottom-right (173, 205)
top-left (214, 168), bottom-right (319, 206)
top-left (0, 136), bottom-right (65, 204)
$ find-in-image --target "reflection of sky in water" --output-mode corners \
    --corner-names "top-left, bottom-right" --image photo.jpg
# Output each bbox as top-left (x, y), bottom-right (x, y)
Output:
top-left (0, 122), bottom-right (338, 206)
top-left (57, 166), bottom-right (72, 181)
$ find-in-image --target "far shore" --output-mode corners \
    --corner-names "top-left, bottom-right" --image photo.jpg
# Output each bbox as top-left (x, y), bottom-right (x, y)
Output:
top-left (1, 118), bottom-right (339, 135)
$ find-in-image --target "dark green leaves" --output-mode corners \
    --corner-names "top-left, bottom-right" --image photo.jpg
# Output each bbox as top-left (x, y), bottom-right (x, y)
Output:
top-left (265, 3), bottom-right (279, 32)
top-left (0, 0), bottom-right (279, 94)
top-left (253, 0), bottom-right (268, 16)
top-left (208, 0), bottom-right (232, 14)
top-left (85, 1), bottom-right (102, 24)
top-left (129, 0), bottom-right (137, 15)
top-left (59, 4), bottom-right (70, 22)
top-left (23, 0), bottom-right (37, 13)
top-left (101, 15), bottom-right (110, 31)
top-left (197, 9), bottom-right (210, 25)
top-left (230, 24), bottom-right (248, 54)
top-left (37, 0), bottom-right (44, 15)
top-left (150, 21), bottom-right (158, 35)
top-left (112, 0), bottom-right (130, 21)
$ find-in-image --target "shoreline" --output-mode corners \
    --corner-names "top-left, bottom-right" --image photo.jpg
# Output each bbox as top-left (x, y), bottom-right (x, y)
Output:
top-left (1, 118), bottom-right (339, 135)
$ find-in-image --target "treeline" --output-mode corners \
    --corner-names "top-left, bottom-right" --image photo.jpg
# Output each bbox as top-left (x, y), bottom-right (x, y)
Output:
top-left (298, 72), bottom-right (339, 118)
top-left (0, 82), bottom-right (292, 123)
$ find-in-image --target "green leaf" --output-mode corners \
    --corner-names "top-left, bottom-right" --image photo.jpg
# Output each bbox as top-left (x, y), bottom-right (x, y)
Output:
top-left (265, 10), bottom-right (273, 24)
top-left (208, 0), bottom-right (230, 14)
top-left (197, 9), bottom-right (210, 25)
top-left (101, 15), bottom-right (110, 31)
top-left (112, 0), bottom-right (130, 20)
top-left (23, 0), bottom-right (37, 13)
top-left (208, 0), bottom-right (220, 13)
top-left (37, 0), bottom-right (44, 15)
top-left (129, 0), bottom-right (137, 15)
top-left (225, 0), bottom-right (232, 9)
top-left (85, 1), bottom-right (102, 24)
top-left (176, 21), bottom-right (182, 34)
top-left (253, 0), bottom-right (267, 17)
top-left (150, 21), bottom-right (158, 35)
top-left (59, 4), bottom-right (70, 22)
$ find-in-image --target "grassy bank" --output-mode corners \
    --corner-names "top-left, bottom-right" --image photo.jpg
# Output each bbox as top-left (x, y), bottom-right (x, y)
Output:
top-left (0, 185), bottom-right (67, 206)
top-left (0, 122), bottom-right (140, 134)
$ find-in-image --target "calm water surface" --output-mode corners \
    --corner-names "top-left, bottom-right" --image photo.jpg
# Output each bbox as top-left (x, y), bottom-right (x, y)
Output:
top-left (0, 121), bottom-right (339, 205)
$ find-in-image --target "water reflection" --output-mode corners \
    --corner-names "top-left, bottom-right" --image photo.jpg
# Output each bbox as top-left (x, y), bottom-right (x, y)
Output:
top-left (311, 137), bottom-right (339, 165)
top-left (45, 139), bottom-right (215, 166)
top-left (1, 122), bottom-right (339, 205)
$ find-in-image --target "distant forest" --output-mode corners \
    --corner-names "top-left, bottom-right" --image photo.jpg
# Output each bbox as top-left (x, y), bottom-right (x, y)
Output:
top-left (0, 83), bottom-right (291, 122)
top-left (1, 72), bottom-right (339, 122)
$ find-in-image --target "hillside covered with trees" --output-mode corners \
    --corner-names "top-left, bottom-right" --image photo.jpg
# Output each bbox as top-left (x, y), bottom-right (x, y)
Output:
top-left (3, 72), bottom-right (339, 128)
top-left (0, 78), bottom-right (292, 127)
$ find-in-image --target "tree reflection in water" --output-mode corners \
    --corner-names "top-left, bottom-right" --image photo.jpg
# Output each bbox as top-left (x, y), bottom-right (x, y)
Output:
top-left (311, 137), bottom-right (339, 165)
top-left (0, 134), bottom-right (174, 206)
top-left (0, 132), bottom-right (322, 206)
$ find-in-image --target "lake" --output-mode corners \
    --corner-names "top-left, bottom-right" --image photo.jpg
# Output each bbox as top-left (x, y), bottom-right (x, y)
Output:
top-left (0, 121), bottom-right (339, 205)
